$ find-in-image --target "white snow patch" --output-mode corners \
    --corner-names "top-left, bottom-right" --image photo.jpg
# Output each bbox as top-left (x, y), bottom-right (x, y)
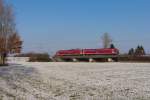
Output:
top-left (0, 62), bottom-right (150, 100)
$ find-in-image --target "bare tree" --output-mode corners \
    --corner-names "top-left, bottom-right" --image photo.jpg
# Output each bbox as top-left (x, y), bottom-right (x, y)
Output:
top-left (0, 0), bottom-right (22, 64)
top-left (8, 32), bottom-right (22, 54)
top-left (101, 33), bottom-right (112, 48)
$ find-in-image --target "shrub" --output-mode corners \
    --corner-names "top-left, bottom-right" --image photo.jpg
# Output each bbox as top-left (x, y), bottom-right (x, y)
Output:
top-left (118, 55), bottom-right (150, 62)
top-left (28, 53), bottom-right (51, 62)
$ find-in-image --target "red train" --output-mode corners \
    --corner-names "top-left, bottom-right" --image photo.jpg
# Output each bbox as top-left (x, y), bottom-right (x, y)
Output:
top-left (55, 48), bottom-right (119, 56)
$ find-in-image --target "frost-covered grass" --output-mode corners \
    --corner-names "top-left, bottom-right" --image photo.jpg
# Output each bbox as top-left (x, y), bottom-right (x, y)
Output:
top-left (0, 62), bottom-right (150, 100)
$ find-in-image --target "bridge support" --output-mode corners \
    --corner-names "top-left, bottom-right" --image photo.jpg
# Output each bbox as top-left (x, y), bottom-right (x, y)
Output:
top-left (72, 58), bottom-right (78, 62)
top-left (89, 58), bottom-right (95, 62)
top-left (108, 58), bottom-right (113, 62)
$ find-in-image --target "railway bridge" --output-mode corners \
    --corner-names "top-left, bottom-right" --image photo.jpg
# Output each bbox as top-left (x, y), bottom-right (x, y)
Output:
top-left (54, 55), bottom-right (118, 62)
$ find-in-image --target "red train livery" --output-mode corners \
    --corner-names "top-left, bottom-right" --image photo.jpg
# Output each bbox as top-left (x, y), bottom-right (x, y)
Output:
top-left (56, 49), bottom-right (82, 56)
top-left (56, 48), bottom-right (119, 56)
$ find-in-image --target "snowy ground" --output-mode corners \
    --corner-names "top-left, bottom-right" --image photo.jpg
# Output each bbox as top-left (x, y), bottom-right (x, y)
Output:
top-left (0, 62), bottom-right (150, 100)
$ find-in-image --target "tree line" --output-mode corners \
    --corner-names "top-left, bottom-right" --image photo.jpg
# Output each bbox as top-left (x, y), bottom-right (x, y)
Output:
top-left (0, 0), bottom-right (22, 65)
top-left (128, 45), bottom-right (146, 56)
top-left (101, 32), bottom-right (146, 56)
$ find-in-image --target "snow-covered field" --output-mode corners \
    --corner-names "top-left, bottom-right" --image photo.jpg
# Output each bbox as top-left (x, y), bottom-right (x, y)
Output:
top-left (0, 62), bottom-right (150, 100)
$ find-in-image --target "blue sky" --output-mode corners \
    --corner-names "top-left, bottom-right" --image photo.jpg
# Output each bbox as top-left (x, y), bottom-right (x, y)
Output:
top-left (7, 0), bottom-right (150, 54)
